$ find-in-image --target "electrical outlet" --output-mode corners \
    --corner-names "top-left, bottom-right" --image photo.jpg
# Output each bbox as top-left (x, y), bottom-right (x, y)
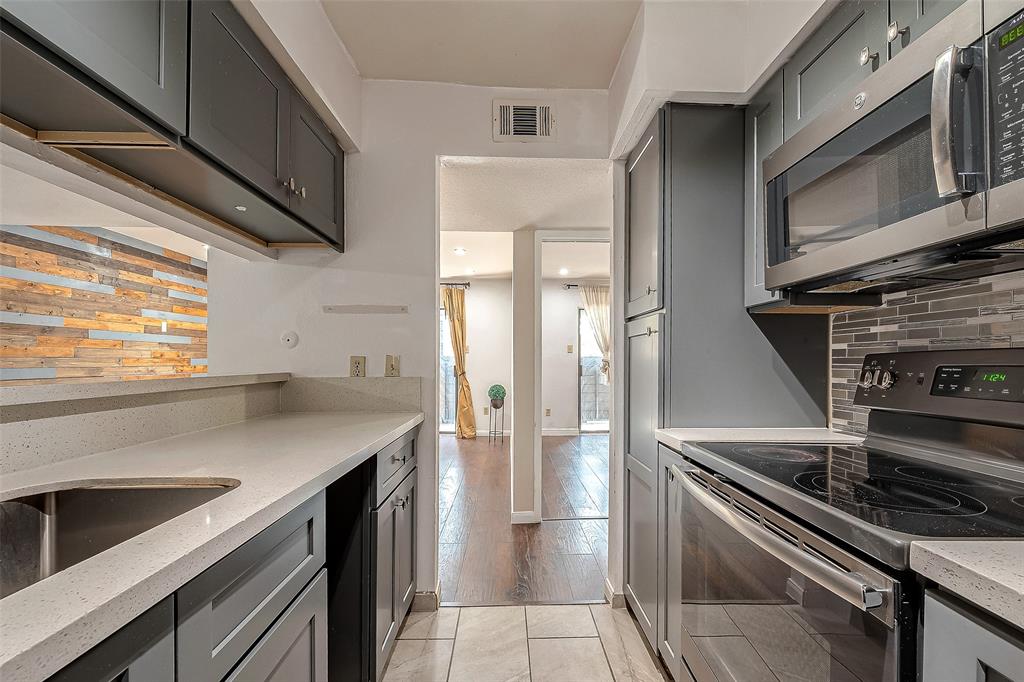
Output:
top-left (545, 408), bottom-right (551, 416)
top-left (350, 355), bottom-right (366, 377)
top-left (385, 355), bottom-right (400, 377)
top-left (567, 343), bottom-right (574, 353)
top-left (483, 406), bottom-right (490, 415)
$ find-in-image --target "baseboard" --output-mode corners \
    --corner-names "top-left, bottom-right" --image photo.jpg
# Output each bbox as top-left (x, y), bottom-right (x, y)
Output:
top-left (604, 577), bottom-right (625, 608)
top-left (510, 510), bottom-right (541, 524)
top-left (412, 590), bottom-right (439, 612)
top-left (542, 428), bottom-right (581, 437)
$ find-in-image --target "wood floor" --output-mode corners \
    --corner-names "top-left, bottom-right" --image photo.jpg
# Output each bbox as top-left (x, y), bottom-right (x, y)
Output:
top-left (438, 435), bottom-right (609, 606)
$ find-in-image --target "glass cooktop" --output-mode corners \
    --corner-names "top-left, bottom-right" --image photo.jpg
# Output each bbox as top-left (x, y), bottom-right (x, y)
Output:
top-left (693, 443), bottom-right (1024, 539)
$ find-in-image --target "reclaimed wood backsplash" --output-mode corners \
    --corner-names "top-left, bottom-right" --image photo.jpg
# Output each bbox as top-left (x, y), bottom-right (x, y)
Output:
top-left (1, 225), bottom-right (207, 384)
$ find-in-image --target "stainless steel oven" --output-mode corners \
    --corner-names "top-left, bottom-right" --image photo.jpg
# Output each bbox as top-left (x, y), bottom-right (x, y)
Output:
top-left (763, 0), bottom-right (1024, 294)
top-left (667, 463), bottom-right (902, 682)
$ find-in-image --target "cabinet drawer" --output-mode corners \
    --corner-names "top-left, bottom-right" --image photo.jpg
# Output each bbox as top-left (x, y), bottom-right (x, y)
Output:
top-left (376, 428), bottom-right (417, 504)
top-left (225, 569), bottom-right (328, 682)
top-left (177, 491), bottom-right (326, 682)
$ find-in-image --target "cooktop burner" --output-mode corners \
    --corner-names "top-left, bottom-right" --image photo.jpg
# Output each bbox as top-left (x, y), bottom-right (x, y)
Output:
top-left (692, 442), bottom-right (1024, 540)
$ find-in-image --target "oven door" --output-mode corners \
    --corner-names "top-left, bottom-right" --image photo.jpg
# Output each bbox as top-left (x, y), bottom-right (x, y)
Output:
top-left (669, 464), bottom-right (901, 682)
top-left (763, 0), bottom-right (987, 292)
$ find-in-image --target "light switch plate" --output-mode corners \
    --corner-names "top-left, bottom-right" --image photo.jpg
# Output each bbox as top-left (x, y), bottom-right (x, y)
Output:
top-left (545, 408), bottom-right (551, 416)
top-left (567, 344), bottom-right (574, 353)
top-left (483, 406), bottom-right (490, 415)
top-left (385, 354), bottom-right (400, 377)
top-left (350, 355), bottom-right (366, 377)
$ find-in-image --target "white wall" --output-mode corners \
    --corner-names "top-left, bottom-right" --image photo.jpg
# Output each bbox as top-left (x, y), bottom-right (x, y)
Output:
top-left (209, 79), bottom-right (609, 594)
top-left (541, 281), bottom-right (583, 434)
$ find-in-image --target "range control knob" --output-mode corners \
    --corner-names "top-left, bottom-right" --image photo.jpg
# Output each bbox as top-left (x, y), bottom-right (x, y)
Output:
top-left (877, 370), bottom-right (896, 389)
top-left (859, 369), bottom-right (875, 388)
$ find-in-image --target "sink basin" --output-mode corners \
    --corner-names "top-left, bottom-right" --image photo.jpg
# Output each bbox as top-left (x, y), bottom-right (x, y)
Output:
top-left (0, 478), bottom-right (239, 598)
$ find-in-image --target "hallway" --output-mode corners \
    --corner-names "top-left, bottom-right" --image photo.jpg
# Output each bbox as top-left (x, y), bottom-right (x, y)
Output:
top-left (438, 435), bottom-right (609, 606)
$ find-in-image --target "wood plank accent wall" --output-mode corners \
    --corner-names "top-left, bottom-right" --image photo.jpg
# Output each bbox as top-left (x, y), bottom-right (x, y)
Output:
top-left (1, 225), bottom-right (208, 384)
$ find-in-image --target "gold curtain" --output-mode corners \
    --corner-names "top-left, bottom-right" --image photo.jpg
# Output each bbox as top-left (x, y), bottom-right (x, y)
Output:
top-left (442, 287), bottom-right (477, 438)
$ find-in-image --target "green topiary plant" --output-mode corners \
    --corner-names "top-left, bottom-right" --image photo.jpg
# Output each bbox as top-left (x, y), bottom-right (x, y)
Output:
top-left (488, 384), bottom-right (506, 400)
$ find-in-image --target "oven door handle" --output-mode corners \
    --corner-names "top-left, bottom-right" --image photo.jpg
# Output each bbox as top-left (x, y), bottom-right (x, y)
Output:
top-left (670, 464), bottom-right (887, 614)
top-left (931, 44), bottom-right (976, 197)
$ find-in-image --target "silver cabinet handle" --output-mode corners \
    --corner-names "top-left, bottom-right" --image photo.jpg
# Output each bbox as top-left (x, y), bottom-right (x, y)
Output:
top-left (859, 46), bottom-right (878, 66)
top-left (886, 21), bottom-right (907, 43)
top-left (393, 496), bottom-right (407, 509)
top-left (670, 464), bottom-right (887, 614)
top-left (646, 285), bottom-right (657, 295)
top-left (298, 186), bottom-right (307, 198)
top-left (931, 44), bottom-right (977, 197)
top-left (391, 452), bottom-right (407, 464)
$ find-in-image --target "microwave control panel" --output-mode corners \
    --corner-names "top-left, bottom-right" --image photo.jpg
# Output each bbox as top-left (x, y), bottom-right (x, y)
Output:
top-left (990, 9), bottom-right (1024, 188)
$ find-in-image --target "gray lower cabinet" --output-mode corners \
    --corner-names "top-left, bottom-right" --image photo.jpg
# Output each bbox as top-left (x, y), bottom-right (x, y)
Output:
top-left (47, 596), bottom-right (174, 682)
top-left (625, 110), bottom-right (665, 320)
top-left (624, 313), bottom-right (662, 648)
top-left (783, 0), bottom-right (888, 139)
top-left (372, 469), bottom-right (417, 681)
top-left (177, 491), bottom-right (326, 682)
top-left (744, 72), bottom-right (785, 309)
top-left (1, 0), bottom-right (188, 134)
top-left (888, 0), bottom-right (967, 58)
top-left (189, 0), bottom-right (292, 206)
top-left (226, 569), bottom-right (329, 682)
top-left (656, 446), bottom-right (687, 682)
top-left (290, 92), bottom-right (345, 245)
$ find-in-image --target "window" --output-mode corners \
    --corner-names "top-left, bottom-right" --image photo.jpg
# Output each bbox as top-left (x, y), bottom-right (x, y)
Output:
top-left (579, 309), bottom-right (609, 431)
top-left (439, 307), bottom-right (457, 432)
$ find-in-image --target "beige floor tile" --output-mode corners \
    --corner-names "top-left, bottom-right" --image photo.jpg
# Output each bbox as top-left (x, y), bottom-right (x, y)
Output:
top-left (398, 608), bottom-right (461, 639)
top-left (382, 639), bottom-right (454, 682)
top-left (528, 637), bottom-right (613, 682)
top-left (449, 606), bottom-right (530, 682)
top-left (590, 605), bottom-right (667, 681)
top-left (526, 604), bottom-right (598, 638)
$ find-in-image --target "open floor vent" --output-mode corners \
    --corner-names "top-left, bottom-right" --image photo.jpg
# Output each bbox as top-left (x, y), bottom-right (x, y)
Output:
top-left (492, 100), bottom-right (555, 142)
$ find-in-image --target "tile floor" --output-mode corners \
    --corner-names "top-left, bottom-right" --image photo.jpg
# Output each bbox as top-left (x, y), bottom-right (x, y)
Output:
top-left (383, 604), bottom-right (668, 682)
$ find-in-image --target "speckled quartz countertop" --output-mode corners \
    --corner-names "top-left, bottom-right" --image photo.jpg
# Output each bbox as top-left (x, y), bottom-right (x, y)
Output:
top-left (0, 410), bottom-right (423, 682)
top-left (911, 541), bottom-right (1024, 630)
top-left (655, 427), bottom-right (863, 451)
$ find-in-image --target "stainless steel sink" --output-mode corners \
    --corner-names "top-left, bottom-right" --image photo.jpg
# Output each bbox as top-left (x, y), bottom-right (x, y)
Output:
top-left (0, 478), bottom-right (239, 598)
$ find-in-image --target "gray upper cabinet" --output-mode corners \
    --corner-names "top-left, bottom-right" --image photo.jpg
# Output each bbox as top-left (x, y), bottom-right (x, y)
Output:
top-left (225, 569), bottom-right (328, 682)
top-left (783, 0), bottom-right (888, 139)
top-left (623, 313), bottom-right (662, 649)
top-left (625, 111), bottom-right (665, 320)
top-left (1, 0), bottom-right (188, 134)
top-left (47, 597), bottom-right (174, 682)
top-left (887, 0), bottom-right (966, 57)
top-left (744, 73), bottom-right (785, 308)
top-left (290, 91), bottom-right (345, 245)
top-left (189, 0), bottom-right (291, 206)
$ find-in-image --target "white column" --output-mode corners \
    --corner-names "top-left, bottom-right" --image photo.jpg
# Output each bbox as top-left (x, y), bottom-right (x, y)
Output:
top-left (511, 228), bottom-right (542, 523)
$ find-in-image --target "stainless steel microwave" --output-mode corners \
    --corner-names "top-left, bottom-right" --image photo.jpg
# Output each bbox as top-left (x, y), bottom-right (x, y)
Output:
top-left (763, 0), bottom-right (1024, 294)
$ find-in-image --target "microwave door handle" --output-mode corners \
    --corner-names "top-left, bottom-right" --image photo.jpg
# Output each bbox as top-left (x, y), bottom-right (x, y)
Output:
top-left (671, 465), bottom-right (887, 614)
top-left (931, 45), bottom-right (974, 197)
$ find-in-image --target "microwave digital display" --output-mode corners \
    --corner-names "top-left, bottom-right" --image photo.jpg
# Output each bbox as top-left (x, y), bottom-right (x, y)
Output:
top-left (930, 366), bottom-right (1024, 402)
top-left (998, 20), bottom-right (1024, 50)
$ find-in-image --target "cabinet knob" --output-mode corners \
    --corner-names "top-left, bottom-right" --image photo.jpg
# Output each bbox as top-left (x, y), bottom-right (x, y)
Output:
top-left (646, 286), bottom-right (657, 295)
top-left (393, 496), bottom-right (407, 509)
top-left (859, 46), bottom-right (878, 67)
top-left (886, 21), bottom-right (907, 43)
top-left (297, 186), bottom-right (307, 199)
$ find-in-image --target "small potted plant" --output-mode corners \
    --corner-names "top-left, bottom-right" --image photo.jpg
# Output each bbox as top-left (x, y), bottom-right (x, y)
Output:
top-left (488, 384), bottom-right (506, 409)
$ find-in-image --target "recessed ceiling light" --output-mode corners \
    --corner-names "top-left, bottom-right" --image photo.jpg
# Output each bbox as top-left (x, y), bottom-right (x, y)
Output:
top-left (453, 247), bottom-right (468, 256)
top-left (559, 267), bottom-right (569, 276)
top-left (234, 205), bottom-right (247, 212)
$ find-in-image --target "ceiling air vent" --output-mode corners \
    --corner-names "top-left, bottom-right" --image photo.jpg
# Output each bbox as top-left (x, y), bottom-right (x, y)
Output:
top-left (493, 100), bottom-right (556, 142)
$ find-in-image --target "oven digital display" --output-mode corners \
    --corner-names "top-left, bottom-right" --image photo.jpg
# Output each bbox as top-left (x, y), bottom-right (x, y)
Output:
top-left (999, 21), bottom-right (1024, 50)
top-left (930, 366), bottom-right (1024, 402)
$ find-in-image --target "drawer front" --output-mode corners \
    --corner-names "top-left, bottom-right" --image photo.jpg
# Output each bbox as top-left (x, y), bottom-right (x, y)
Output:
top-left (225, 569), bottom-right (328, 682)
top-left (376, 428), bottom-right (418, 504)
top-left (177, 491), bottom-right (326, 682)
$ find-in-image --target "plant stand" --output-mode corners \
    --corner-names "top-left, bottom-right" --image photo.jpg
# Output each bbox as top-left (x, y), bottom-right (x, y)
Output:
top-left (488, 403), bottom-right (505, 444)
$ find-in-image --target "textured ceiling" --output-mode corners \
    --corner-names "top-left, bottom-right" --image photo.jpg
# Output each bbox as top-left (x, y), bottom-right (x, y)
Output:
top-left (440, 231), bottom-right (609, 279)
top-left (322, 0), bottom-right (641, 89)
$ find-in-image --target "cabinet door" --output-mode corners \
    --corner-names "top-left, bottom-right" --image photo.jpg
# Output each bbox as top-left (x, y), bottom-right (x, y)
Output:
top-left (625, 110), bottom-right (665, 319)
top-left (744, 73), bottom-right (784, 308)
top-left (393, 471), bottom-right (417, 622)
top-left (888, 0), bottom-right (967, 58)
top-left (373, 491), bottom-right (399, 680)
top-left (2, 0), bottom-right (188, 134)
top-left (657, 446), bottom-right (688, 682)
top-left (48, 597), bottom-right (174, 682)
top-left (189, 0), bottom-right (291, 205)
top-left (225, 570), bottom-right (328, 682)
top-left (783, 0), bottom-right (888, 138)
top-left (623, 314), bottom-right (661, 648)
top-left (290, 91), bottom-right (345, 246)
